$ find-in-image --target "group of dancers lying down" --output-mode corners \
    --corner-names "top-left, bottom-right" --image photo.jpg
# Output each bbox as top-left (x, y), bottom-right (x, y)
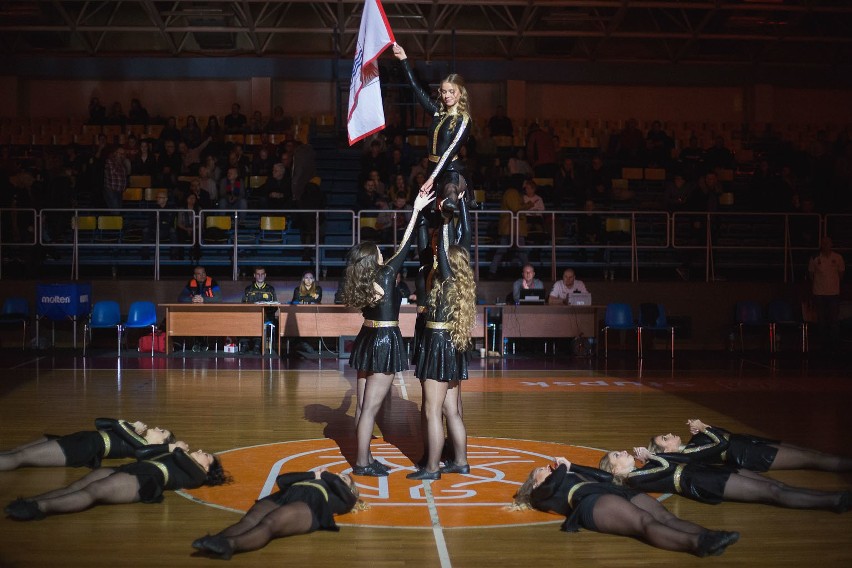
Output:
top-left (3, 417), bottom-right (850, 560)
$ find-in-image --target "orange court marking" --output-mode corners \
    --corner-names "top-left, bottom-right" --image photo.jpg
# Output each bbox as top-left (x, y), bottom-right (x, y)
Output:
top-left (182, 437), bottom-right (626, 528)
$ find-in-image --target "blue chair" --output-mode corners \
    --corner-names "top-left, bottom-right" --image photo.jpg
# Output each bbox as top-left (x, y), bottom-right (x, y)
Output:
top-left (735, 300), bottom-right (766, 352)
top-left (636, 303), bottom-right (675, 358)
top-left (0, 297), bottom-right (30, 350)
top-left (83, 301), bottom-right (121, 356)
top-left (767, 299), bottom-right (808, 353)
top-left (122, 301), bottom-right (158, 356)
top-left (602, 303), bottom-right (638, 358)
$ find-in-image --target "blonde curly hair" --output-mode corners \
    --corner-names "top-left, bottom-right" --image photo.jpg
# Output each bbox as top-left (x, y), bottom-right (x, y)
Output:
top-left (340, 243), bottom-right (380, 309)
top-left (508, 468), bottom-right (538, 511)
top-left (428, 245), bottom-right (476, 350)
top-left (439, 74), bottom-right (470, 130)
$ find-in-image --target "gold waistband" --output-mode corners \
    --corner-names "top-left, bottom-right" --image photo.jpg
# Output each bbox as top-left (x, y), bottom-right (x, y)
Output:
top-left (292, 480), bottom-right (329, 502)
top-left (566, 481), bottom-right (593, 508)
top-left (428, 154), bottom-right (459, 163)
top-left (425, 321), bottom-right (451, 329)
top-left (145, 460), bottom-right (170, 486)
top-left (363, 319), bottom-right (399, 328)
top-left (99, 431), bottom-right (112, 458)
top-left (673, 464), bottom-right (686, 494)
top-left (417, 306), bottom-right (428, 314)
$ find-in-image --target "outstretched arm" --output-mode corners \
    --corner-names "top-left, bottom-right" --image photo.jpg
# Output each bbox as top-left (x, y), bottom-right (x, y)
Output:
top-left (384, 191), bottom-right (436, 273)
top-left (392, 44), bottom-right (440, 115)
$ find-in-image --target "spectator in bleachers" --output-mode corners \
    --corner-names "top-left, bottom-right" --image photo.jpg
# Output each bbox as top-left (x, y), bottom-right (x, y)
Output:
top-left (128, 98), bottom-right (149, 126)
top-left (356, 177), bottom-right (381, 212)
top-left (218, 166), bottom-right (247, 210)
top-left (553, 157), bottom-right (580, 209)
top-left (408, 155), bottom-right (430, 187)
top-left (372, 198), bottom-right (395, 242)
top-left (180, 115), bottom-right (203, 149)
top-left (258, 162), bottom-right (293, 210)
top-left (224, 103), bottom-right (247, 134)
top-left (203, 115), bottom-right (224, 151)
top-left (663, 173), bottom-right (694, 212)
top-left (367, 169), bottom-right (387, 197)
top-left (124, 134), bottom-right (140, 163)
top-left (522, 178), bottom-right (545, 233)
top-left (187, 177), bottom-right (213, 210)
top-left (389, 173), bottom-right (412, 204)
top-left (614, 118), bottom-right (645, 165)
top-left (291, 142), bottom-right (317, 202)
top-left (265, 105), bottom-right (293, 134)
top-left (583, 155), bottom-right (612, 207)
top-left (106, 102), bottom-right (127, 127)
top-left (226, 147), bottom-right (250, 179)
top-left (156, 139), bottom-right (181, 190)
top-left (102, 145), bottom-right (127, 211)
top-left (487, 105), bottom-right (513, 138)
top-left (387, 147), bottom-right (409, 183)
top-left (578, 199), bottom-right (603, 249)
top-left (678, 135), bottom-right (704, 181)
top-left (526, 122), bottom-right (557, 178)
top-left (703, 136), bottom-right (735, 172)
top-left (477, 125), bottom-right (498, 166)
top-left (488, 184), bottom-right (533, 278)
top-left (159, 116), bottom-right (182, 146)
top-left (248, 110), bottom-right (264, 134)
top-left (645, 120), bottom-right (673, 168)
top-left (179, 138), bottom-right (211, 176)
top-left (203, 155), bottom-right (222, 184)
top-left (251, 146), bottom-right (275, 177)
top-left (176, 192), bottom-right (200, 263)
top-left (387, 134), bottom-right (413, 171)
top-left (87, 97), bottom-right (106, 124)
top-left (361, 139), bottom-right (388, 184)
top-left (693, 170), bottom-right (723, 212)
top-left (146, 190), bottom-right (177, 255)
top-left (548, 268), bottom-right (589, 305)
top-left (508, 147), bottom-right (533, 178)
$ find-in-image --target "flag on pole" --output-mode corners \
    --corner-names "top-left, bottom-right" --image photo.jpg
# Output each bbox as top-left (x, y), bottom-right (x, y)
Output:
top-left (347, 0), bottom-right (395, 146)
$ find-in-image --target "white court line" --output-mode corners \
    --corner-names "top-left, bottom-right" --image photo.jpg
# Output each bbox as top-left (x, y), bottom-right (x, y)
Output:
top-left (423, 480), bottom-right (452, 568)
top-left (394, 372), bottom-right (410, 400)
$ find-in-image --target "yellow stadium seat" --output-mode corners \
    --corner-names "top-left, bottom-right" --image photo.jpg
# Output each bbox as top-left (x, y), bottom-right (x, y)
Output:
top-left (206, 216), bottom-right (233, 231)
top-left (129, 175), bottom-right (152, 188)
top-left (122, 187), bottom-right (144, 205)
top-left (249, 176), bottom-right (268, 189)
top-left (622, 167), bottom-right (644, 180)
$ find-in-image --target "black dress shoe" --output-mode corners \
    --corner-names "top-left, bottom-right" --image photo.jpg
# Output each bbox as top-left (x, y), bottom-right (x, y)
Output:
top-left (352, 462), bottom-right (389, 477)
top-left (406, 468), bottom-right (441, 480)
top-left (369, 459), bottom-right (390, 473)
top-left (439, 460), bottom-right (470, 474)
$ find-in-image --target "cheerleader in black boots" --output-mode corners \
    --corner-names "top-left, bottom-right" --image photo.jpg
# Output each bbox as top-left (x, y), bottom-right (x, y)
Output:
top-left (407, 200), bottom-right (476, 480)
top-left (341, 190), bottom-right (435, 476)
top-left (514, 457), bottom-right (739, 557)
top-left (192, 469), bottom-right (364, 560)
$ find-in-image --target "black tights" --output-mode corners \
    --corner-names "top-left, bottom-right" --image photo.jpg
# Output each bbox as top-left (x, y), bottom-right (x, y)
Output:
top-left (30, 470), bottom-right (141, 516)
top-left (722, 472), bottom-right (842, 510)
top-left (0, 439), bottom-right (67, 470)
top-left (591, 494), bottom-right (705, 554)
top-left (214, 499), bottom-right (315, 555)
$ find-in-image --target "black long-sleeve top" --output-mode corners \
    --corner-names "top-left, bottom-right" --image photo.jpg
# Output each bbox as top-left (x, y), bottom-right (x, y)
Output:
top-left (399, 59), bottom-right (470, 182)
top-left (122, 448), bottom-right (209, 491)
top-left (94, 418), bottom-right (170, 460)
top-left (415, 197), bottom-right (470, 309)
top-left (530, 463), bottom-right (615, 517)
top-left (664, 426), bottom-right (780, 470)
top-left (362, 211), bottom-right (420, 321)
top-left (275, 471), bottom-right (357, 516)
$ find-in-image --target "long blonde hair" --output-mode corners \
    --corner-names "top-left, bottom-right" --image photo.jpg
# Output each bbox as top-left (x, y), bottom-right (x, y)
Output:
top-left (428, 245), bottom-right (476, 350)
top-left (440, 74), bottom-right (470, 129)
top-left (340, 243), bottom-right (380, 309)
top-left (598, 453), bottom-right (628, 486)
top-left (298, 272), bottom-right (319, 299)
top-left (509, 469), bottom-right (538, 511)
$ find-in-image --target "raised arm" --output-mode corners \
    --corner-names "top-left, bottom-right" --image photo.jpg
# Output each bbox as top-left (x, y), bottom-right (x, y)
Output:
top-left (384, 191), bottom-right (435, 274)
top-left (393, 44), bottom-right (440, 115)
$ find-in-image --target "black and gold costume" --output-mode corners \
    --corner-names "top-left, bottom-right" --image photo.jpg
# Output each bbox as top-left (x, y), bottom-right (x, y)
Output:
top-left (531, 463), bottom-right (641, 533)
top-left (53, 418), bottom-right (170, 469)
top-left (623, 454), bottom-right (734, 505)
top-left (399, 58), bottom-right (471, 210)
top-left (414, 210), bottom-right (471, 382)
top-left (114, 447), bottom-right (209, 503)
top-left (349, 212), bottom-right (421, 373)
top-left (665, 426), bottom-right (781, 473)
top-left (260, 471), bottom-right (357, 532)
top-left (242, 281), bottom-right (277, 303)
top-left (292, 285), bottom-right (322, 304)
top-left (412, 198), bottom-right (471, 365)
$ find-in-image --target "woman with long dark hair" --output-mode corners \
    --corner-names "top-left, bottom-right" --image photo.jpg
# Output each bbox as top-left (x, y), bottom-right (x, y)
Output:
top-left (340, 190), bottom-right (434, 476)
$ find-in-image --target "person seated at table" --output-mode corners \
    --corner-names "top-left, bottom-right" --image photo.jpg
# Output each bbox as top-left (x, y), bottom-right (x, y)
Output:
top-left (511, 264), bottom-right (544, 304)
top-left (178, 265), bottom-right (222, 352)
top-left (240, 266), bottom-right (278, 354)
top-left (548, 268), bottom-right (589, 305)
top-left (291, 271), bottom-right (322, 304)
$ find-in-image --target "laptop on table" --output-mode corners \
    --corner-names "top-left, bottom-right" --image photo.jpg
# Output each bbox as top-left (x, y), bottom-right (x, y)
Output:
top-left (518, 289), bottom-right (546, 304)
top-left (568, 292), bottom-right (592, 306)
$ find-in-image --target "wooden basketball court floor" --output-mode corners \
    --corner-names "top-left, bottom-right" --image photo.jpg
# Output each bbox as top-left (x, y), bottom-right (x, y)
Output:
top-left (1, 349), bottom-right (851, 567)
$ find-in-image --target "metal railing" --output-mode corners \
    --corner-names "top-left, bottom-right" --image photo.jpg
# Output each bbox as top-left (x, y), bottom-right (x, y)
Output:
top-left (0, 207), bottom-right (844, 281)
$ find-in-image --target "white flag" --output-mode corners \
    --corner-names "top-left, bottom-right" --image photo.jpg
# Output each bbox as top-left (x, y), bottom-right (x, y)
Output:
top-left (347, 0), bottom-right (395, 146)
